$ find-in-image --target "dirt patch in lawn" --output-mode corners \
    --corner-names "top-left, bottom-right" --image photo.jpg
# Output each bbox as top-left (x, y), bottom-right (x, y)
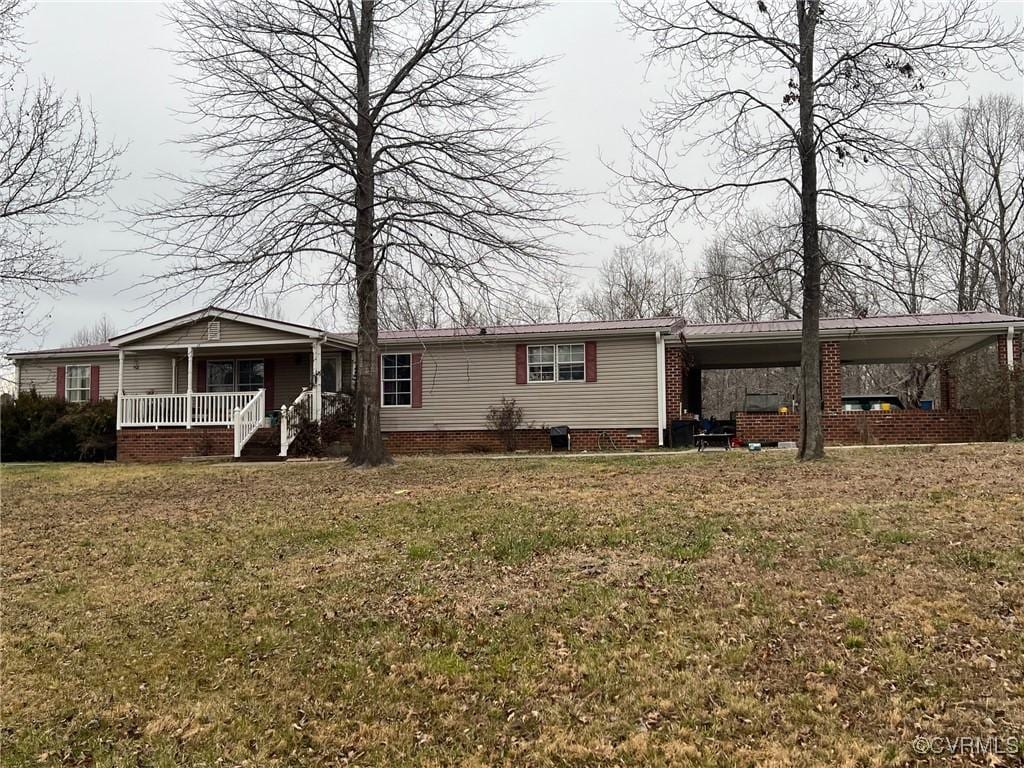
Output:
top-left (2, 445), bottom-right (1022, 766)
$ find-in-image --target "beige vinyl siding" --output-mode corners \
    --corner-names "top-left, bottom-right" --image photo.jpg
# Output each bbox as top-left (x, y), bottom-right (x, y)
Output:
top-left (16, 356), bottom-right (119, 399)
top-left (122, 354), bottom-right (174, 395)
top-left (379, 334), bottom-right (659, 431)
top-left (133, 317), bottom-right (310, 348)
top-left (271, 352), bottom-right (312, 406)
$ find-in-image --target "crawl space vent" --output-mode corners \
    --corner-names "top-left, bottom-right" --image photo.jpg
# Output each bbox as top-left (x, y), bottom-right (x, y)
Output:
top-left (207, 320), bottom-right (221, 341)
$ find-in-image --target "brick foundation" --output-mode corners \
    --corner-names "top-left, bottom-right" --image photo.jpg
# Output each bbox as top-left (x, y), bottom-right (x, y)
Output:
top-left (381, 427), bottom-right (660, 454)
top-left (735, 410), bottom-right (989, 446)
top-left (119, 426), bottom-right (661, 461)
top-left (331, 427), bottom-right (659, 455)
top-left (117, 427), bottom-right (235, 462)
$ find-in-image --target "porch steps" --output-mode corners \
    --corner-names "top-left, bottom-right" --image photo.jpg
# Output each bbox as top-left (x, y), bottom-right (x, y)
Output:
top-left (237, 427), bottom-right (285, 461)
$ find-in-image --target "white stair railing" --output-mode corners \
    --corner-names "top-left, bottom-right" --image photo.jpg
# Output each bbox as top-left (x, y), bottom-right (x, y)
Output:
top-left (279, 389), bottom-right (313, 457)
top-left (233, 388), bottom-right (266, 458)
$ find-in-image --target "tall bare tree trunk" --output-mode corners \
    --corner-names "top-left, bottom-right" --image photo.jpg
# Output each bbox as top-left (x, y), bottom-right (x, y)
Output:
top-left (350, 0), bottom-right (392, 467)
top-left (796, 0), bottom-right (825, 461)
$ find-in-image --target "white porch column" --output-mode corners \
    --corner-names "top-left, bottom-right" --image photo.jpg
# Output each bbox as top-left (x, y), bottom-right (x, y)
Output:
top-left (171, 357), bottom-right (177, 394)
top-left (312, 340), bottom-right (323, 421)
top-left (116, 349), bottom-right (124, 431)
top-left (186, 346), bottom-right (194, 429)
top-left (655, 331), bottom-right (666, 447)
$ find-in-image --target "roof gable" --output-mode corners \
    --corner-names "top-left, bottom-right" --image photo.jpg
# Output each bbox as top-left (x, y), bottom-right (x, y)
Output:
top-left (110, 307), bottom-right (324, 346)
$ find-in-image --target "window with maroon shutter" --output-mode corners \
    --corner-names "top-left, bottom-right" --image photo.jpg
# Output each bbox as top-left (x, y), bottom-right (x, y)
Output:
top-left (196, 360), bottom-right (207, 392)
top-left (515, 344), bottom-right (527, 384)
top-left (64, 365), bottom-right (90, 402)
top-left (523, 343), bottom-right (589, 382)
top-left (55, 365), bottom-right (65, 400)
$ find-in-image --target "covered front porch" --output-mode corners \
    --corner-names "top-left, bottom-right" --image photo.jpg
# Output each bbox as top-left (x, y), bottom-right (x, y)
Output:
top-left (113, 338), bottom-right (354, 457)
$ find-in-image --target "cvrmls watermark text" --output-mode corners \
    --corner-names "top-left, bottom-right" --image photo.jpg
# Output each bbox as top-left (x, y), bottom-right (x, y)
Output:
top-left (912, 735), bottom-right (1021, 756)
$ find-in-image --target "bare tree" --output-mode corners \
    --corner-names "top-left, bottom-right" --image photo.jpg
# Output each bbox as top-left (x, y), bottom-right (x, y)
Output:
top-left (619, 0), bottom-right (1023, 459)
top-left (138, 0), bottom-right (575, 466)
top-left (579, 243), bottom-right (687, 320)
top-left (66, 314), bottom-right (116, 347)
top-left (0, 0), bottom-right (123, 348)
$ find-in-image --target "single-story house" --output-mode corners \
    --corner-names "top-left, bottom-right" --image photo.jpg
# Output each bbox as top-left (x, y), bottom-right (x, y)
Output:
top-left (7, 307), bottom-right (1022, 461)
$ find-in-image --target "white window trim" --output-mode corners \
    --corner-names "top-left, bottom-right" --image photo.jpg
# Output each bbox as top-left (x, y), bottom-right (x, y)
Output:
top-left (526, 343), bottom-right (586, 384)
top-left (381, 352), bottom-right (413, 408)
top-left (66, 364), bottom-right (91, 403)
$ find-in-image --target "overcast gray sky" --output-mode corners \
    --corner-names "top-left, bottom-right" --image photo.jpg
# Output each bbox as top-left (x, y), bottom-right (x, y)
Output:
top-left (16, 1), bottom-right (1024, 348)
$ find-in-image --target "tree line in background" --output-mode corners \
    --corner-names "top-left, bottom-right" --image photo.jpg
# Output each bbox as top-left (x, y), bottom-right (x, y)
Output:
top-left (2, 0), bottom-right (1022, 462)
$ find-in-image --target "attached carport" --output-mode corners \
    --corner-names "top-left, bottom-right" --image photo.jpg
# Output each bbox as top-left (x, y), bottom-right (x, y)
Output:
top-left (661, 311), bottom-right (1022, 445)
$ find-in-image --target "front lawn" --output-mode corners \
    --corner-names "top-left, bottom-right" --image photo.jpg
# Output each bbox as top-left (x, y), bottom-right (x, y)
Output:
top-left (3, 446), bottom-right (1022, 766)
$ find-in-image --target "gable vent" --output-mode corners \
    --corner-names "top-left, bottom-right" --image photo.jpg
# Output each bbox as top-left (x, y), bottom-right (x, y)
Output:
top-left (207, 320), bottom-right (221, 340)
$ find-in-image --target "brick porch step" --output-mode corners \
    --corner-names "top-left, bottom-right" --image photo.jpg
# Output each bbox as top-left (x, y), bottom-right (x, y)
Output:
top-left (238, 426), bottom-right (284, 461)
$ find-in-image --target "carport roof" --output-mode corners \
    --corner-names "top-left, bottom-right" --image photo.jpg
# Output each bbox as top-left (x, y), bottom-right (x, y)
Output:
top-left (673, 311), bottom-right (1022, 368)
top-left (674, 311), bottom-right (1020, 339)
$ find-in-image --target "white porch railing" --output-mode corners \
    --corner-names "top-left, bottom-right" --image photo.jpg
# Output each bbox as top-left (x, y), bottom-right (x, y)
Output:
top-left (118, 391), bottom-right (262, 428)
top-left (233, 389), bottom-right (266, 457)
top-left (279, 389), bottom-right (313, 457)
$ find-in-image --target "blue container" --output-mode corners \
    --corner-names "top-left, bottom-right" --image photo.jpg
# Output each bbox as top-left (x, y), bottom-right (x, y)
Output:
top-left (919, 399), bottom-right (933, 411)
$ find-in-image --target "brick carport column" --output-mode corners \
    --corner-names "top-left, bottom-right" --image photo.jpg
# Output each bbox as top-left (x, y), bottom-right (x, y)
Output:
top-left (938, 363), bottom-right (957, 411)
top-left (996, 332), bottom-right (1023, 439)
top-left (664, 346), bottom-right (685, 422)
top-left (995, 334), bottom-right (1022, 369)
top-left (821, 341), bottom-right (842, 413)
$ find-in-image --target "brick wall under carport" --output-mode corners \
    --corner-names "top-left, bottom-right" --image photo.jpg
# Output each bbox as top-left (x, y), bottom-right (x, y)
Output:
top-left (735, 410), bottom-right (992, 446)
top-left (117, 427), bottom-right (234, 462)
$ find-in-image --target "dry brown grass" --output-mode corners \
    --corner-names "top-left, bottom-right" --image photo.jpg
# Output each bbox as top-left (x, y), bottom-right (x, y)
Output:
top-left (2, 445), bottom-right (1023, 767)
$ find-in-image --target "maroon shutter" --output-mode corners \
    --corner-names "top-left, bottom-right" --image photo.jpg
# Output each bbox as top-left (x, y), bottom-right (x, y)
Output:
top-left (264, 357), bottom-right (275, 409)
top-left (55, 366), bottom-right (66, 401)
top-left (411, 352), bottom-right (423, 408)
top-left (89, 365), bottom-right (100, 404)
top-left (196, 360), bottom-right (207, 392)
top-left (585, 341), bottom-right (597, 382)
top-left (515, 344), bottom-right (527, 385)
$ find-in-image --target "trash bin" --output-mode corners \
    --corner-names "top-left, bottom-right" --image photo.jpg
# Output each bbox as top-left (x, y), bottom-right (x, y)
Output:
top-left (669, 419), bottom-right (696, 448)
top-left (549, 425), bottom-right (571, 451)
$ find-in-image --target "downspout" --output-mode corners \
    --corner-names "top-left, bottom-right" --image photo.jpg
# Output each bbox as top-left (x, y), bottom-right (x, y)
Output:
top-left (656, 331), bottom-right (666, 447)
top-left (1009, 325), bottom-right (1018, 441)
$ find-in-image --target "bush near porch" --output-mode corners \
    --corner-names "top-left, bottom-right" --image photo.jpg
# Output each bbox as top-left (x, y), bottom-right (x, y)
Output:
top-left (0, 390), bottom-right (116, 462)
top-left (3, 445), bottom-right (1023, 766)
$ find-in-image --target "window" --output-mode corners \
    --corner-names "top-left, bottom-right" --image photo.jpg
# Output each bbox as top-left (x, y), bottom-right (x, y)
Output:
top-left (557, 344), bottom-right (585, 381)
top-left (207, 360), bottom-right (236, 392)
top-left (527, 345), bottom-right (554, 381)
top-left (528, 344), bottom-right (584, 382)
top-left (237, 359), bottom-right (264, 392)
top-left (322, 355), bottom-right (340, 393)
top-left (66, 365), bottom-right (90, 402)
top-left (381, 353), bottom-right (411, 406)
top-left (207, 359), bottom-right (264, 392)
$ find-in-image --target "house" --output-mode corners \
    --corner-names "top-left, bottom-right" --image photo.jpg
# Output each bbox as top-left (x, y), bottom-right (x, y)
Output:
top-left (7, 306), bottom-right (1022, 462)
